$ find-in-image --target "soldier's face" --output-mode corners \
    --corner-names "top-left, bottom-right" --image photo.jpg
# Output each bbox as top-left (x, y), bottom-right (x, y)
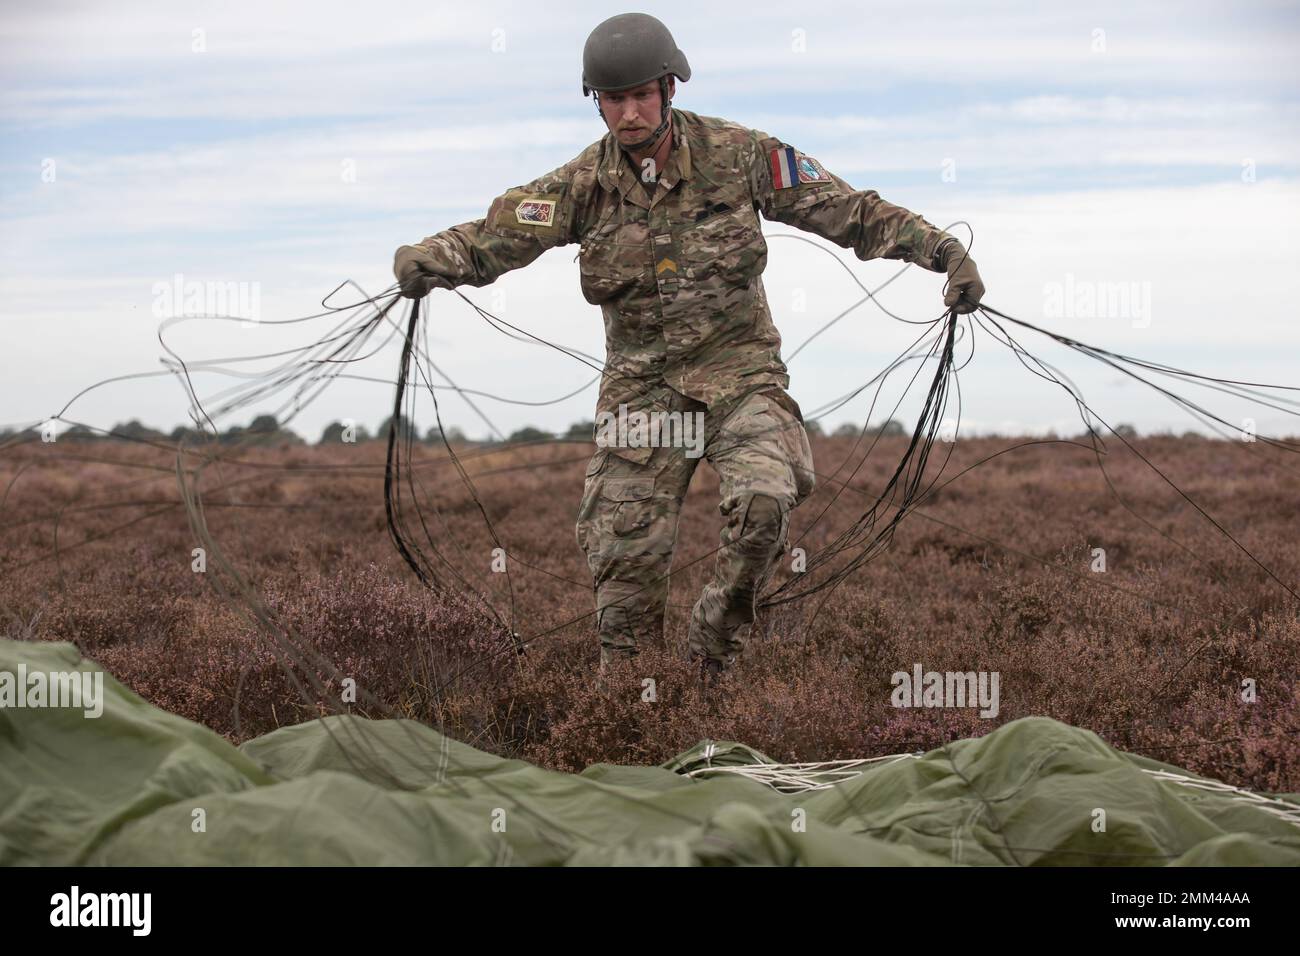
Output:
top-left (599, 78), bottom-right (675, 143)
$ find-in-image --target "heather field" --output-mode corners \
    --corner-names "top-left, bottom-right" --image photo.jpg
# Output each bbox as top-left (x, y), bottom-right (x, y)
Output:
top-left (2, 432), bottom-right (1297, 791)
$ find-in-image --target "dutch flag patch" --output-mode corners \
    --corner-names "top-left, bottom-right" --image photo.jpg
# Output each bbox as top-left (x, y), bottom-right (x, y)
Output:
top-left (770, 147), bottom-right (831, 189)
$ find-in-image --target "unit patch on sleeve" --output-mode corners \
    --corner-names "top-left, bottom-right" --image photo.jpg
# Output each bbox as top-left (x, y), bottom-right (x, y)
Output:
top-left (769, 146), bottom-right (832, 189)
top-left (516, 198), bottom-right (557, 226)
top-left (486, 185), bottom-right (568, 240)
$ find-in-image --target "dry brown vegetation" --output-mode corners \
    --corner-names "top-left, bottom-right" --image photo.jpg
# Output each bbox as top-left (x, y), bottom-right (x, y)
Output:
top-left (2, 431), bottom-right (1298, 791)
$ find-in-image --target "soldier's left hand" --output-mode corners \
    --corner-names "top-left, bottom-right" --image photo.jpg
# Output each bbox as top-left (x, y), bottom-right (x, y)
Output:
top-left (939, 242), bottom-right (986, 315)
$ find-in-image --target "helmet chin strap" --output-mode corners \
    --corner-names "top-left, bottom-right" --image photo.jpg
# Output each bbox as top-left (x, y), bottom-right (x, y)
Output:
top-left (600, 76), bottom-right (672, 155)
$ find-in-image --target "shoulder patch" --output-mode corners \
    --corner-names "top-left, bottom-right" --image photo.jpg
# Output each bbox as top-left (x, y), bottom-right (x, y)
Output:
top-left (487, 185), bottom-right (568, 240)
top-left (516, 198), bottom-right (556, 226)
top-left (769, 147), bottom-right (832, 189)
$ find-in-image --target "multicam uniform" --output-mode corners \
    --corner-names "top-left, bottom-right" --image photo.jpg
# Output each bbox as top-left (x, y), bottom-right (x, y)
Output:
top-left (405, 107), bottom-right (957, 666)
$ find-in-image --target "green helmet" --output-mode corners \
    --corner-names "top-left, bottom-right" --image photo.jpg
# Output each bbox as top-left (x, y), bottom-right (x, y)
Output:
top-left (582, 13), bottom-right (690, 151)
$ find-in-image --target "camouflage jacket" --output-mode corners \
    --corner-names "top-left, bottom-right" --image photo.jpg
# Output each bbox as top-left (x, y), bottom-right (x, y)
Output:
top-left (408, 107), bottom-right (955, 463)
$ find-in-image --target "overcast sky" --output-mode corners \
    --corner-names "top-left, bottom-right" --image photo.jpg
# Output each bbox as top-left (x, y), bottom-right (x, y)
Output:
top-left (2, 0), bottom-right (1298, 442)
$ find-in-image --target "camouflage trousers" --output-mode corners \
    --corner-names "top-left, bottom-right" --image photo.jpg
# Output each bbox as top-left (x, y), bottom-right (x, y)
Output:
top-left (575, 386), bottom-right (816, 668)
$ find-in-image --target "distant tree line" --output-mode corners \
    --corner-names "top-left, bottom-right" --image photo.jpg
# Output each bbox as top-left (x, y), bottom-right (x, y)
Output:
top-left (0, 415), bottom-right (302, 445)
top-left (311, 416), bottom-right (597, 447)
top-left (0, 416), bottom-right (1189, 446)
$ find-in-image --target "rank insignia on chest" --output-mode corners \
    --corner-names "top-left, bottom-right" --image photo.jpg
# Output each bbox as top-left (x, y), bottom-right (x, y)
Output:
top-left (770, 146), bottom-right (832, 188)
top-left (515, 198), bottom-right (557, 225)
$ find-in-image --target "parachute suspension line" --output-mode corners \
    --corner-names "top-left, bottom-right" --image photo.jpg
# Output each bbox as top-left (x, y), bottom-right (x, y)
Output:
top-left (384, 298), bottom-right (433, 587)
top-left (973, 303), bottom-right (1300, 604)
top-left (382, 296), bottom-right (526, 651)
top-left (759, 308), bottom-right (963, 624)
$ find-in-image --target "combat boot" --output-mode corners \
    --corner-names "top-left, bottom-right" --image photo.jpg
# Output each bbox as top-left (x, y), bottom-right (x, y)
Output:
top-left (688, 650), bottom-right (727, 690)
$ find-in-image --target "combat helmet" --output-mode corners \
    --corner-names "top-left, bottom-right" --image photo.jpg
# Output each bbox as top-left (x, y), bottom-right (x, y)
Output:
top-left (582, 13), bottom-right (690, 151)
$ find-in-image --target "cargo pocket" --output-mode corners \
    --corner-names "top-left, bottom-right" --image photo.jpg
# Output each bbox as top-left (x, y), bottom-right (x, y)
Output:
top-left (575, 450), bottom-right (610, 553)
top-left (769, 395), bottom-right (816, 505)
top-left (601, 476), bottom-right (656, 537)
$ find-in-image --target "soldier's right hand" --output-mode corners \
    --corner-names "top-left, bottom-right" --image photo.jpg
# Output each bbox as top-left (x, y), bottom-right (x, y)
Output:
top-left (394, 245), bottom-right (455, 299)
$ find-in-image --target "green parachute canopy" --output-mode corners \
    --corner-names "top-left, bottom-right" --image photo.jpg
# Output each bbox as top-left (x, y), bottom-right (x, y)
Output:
top-left (2, 639), bottom-right (1297, 866)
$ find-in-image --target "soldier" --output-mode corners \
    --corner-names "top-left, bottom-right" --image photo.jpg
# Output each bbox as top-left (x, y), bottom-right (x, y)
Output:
top-left (394, 13), bottom-right (986, 684)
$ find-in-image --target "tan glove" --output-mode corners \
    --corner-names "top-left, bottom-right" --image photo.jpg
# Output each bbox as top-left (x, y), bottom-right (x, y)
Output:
top-left (936, 239), bottom-right (985, 315)
top-left (394, 245), bottom-right (456, 299)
